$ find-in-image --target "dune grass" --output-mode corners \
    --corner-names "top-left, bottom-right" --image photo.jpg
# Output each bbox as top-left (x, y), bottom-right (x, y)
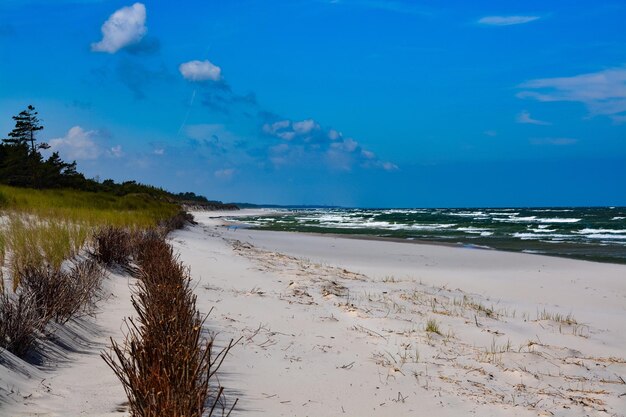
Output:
top-left (0, 184), bottom-right (183, 356)
top-left (0, 184), bottom-right (179, 229)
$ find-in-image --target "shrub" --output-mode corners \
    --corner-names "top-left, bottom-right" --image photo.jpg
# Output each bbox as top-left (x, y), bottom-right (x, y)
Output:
top-left (19, 259), bottom-right (104, 324)
top-left (103, 235), bottom-right (236, 417)
top-left (0, 291), bottom-right (47, 357)
top-left (158, 210), bottom-right (196, 233)
top-left (92, 226), bottom-right (133, 267)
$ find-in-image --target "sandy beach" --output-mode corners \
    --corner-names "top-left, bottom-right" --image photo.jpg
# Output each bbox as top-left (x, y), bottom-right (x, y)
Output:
top-left (2, 209), bottom-right (625, 416)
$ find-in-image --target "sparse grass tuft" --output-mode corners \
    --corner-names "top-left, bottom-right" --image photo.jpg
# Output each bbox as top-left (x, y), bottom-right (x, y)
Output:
top-left (537, 308), bottom-right (577, 325)
top-left (425, 318), bottom-right (441, 335)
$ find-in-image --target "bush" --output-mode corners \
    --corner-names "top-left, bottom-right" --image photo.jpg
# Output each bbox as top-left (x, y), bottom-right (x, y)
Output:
top-left (0, 291), bottom-right (46, 357)
top-left (19, 259), bottom-right (104, 324)
top-left (92, 226), bottom-right (133, 267)
top-left (158, 210), bottom-right (196, 234)
top-left (103, 235), bottom-right (237, 417)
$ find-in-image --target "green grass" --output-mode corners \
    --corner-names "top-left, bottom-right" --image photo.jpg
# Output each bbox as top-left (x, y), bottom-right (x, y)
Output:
top-left (0, 185), bottom-right (181, 289)
top-left (0, 185), bottom-right (179, 228)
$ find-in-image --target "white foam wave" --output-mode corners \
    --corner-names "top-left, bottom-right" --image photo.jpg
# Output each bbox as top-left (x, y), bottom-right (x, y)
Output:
top-left (495, 216), bottom-right (580, 224)
top-left (512, 232), bottom-right (571, 240)
top-left (576, 228), bottom-right (626, 234)
top-left (448, 211), bottom-right (488, 217)
top-left (583, 234), bottom-right (626, 240)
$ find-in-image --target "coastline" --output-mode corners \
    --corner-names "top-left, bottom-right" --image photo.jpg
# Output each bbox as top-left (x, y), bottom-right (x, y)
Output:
top-left (220, 209), bottom-right (626, 265)
top-left (3, 209), bottom-right (625, 416)
top-left (176, 210), bottom-right (626, 416)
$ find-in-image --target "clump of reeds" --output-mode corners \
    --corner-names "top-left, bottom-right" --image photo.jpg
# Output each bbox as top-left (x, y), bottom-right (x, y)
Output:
top-left (0, 291), bottom-right (46, 357)
top-left (92, 226), bottom-right (134, 267)
top-left (158, 210), bottom-right (196, 234)
top-left (18, 259), bottom-right (104, 324)
top-left (0, 258), bottom-right (104, 357)
top-left (103, 234), bottom-right (237, 417)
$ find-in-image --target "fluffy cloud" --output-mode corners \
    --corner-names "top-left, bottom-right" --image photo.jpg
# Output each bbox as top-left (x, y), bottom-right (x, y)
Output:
top-left (516, 110), bottom-right (551, 125)
top-left (261, 117), bottom-right (397, 171)
top-left (292, 119), bottom-right (319, 135)
top-left (478, 16), bottom-right (540, 26)
top-left (179, 60), bottom-right (222, 82)
top-left (49, 126), bottom-right (122, 160)
top-left (91, 3), bottom-right (147, 53)
top-left (517, 67), bottom-right (626, 122)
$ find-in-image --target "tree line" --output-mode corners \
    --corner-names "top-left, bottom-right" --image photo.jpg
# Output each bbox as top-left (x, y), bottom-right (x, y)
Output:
top-left (0, 106), bottom-right (212, 201)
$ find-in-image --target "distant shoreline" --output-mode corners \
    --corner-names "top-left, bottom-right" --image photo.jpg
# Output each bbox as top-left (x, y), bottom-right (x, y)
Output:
top-left (217, 209), bottom-right (626, 265)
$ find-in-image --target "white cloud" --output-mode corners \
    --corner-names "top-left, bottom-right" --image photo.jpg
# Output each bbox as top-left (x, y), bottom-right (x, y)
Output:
top-left (292, 119), bottom-right (318, 135)
top-left (91, 3), bottom-right (147, 53)
top-left (361, 149), bottom-right (375, 159)
top-left (153, 148), bottom-right (165, 155)
top-left (530, 137), bottom-right (578, 146)
top-left (382, 162), bottom-right (399, 171)
top-left (49, 126), bottom-right (102, 160)
top-left (262, 117), bottom-right (396, 171)
top-left (263, 120), bottom-right (290, 135)
top-left (516, 110), bottom-right (551, 125)
top-left (214, 168), bottom-right (235, 179)
top-left (179, 60), bottom-right (222, 82)
top-left (517, 67), bottom-right (626, 122)
top-left (478, 15), bottom-right (540, 26)
top-left (483, 130), bottom-right (498, 137)
top-left (328, 129), bottom-right (341, 140)
top-left (110, 145), bottom-right (123, 158)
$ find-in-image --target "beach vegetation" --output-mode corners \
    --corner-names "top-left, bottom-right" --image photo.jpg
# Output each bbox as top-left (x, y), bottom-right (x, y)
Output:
top-left (103, 233), bottom-right (237, 417)
top-left (536, 308), bottom-right (577, 325)
top-left (425, 318), bottom-right (441, 335)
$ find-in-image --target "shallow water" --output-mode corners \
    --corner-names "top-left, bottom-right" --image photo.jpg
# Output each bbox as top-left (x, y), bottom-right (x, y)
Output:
top-left (227, 207), bottom-right (626, 264)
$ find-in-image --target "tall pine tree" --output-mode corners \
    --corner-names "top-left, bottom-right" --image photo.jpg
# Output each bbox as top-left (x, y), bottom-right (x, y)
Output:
top-left (4, 105), bottom-right (49, 152)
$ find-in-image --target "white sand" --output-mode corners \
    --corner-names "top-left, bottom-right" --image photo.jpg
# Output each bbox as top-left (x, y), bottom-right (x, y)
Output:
top-left (1, 272), bottom-right (136, 416)
top-left (177, 210), bottom-right (626, 417)
top-left (2, 209), bottom-right (625, 416)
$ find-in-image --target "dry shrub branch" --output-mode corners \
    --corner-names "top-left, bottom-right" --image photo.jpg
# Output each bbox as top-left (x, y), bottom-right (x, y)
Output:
top-left (0, 258), bottom-right (103, 356)
top-left (103, 233), bottom-right (237, 417)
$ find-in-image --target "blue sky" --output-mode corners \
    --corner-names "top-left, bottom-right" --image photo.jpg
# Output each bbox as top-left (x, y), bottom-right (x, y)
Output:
top-left (1, 0), bottom-right (625, 207)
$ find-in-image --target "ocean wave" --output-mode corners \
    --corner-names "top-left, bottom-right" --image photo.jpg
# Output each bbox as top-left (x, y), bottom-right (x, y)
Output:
top-left (575, 228), bottom-right (626, 234)
top-left (611, 216), bottom-right (626, 220)
top-left (495, 216), bottom-right (581, 224)
top-left (456, 227), bottom-right (493, 236)
top-left (447, 211), bottom-right (488, 217)
top-left (512, 232), bottom-right (572, 240)
top-left (582, 234), bottom-right (626, 240)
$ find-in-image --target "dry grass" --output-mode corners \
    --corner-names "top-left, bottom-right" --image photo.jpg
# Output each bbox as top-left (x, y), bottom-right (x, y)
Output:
top-left (19, 259), bottom-right (104, 324)
top-left (0, 291), bottom-right (47, 357)
top-left (103, 234), bottom-right (237, 417)
top-left (91, 226), bottom-right (134, 268)
top-left (0, 185), bottom-right (194, 362)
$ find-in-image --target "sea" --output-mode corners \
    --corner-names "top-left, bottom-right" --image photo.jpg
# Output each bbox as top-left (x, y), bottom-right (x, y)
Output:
top-left (226, 207), bottom-right (626, 264)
